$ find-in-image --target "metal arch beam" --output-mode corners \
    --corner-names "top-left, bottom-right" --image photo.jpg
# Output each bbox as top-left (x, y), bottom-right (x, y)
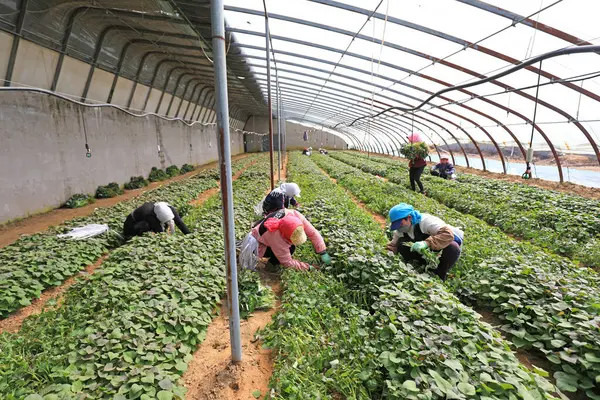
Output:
top-left (230, 30), bottom-right (563, 180)
top-left (303, 0), bottom-right (600, 105)
top-left (50, 6), bottom-right (189, 93)
top-left (166, 72), bottom-right (197, 116)
top-left (262, 84), bottom-right (407, 152)
top-left (183, 82), bottom-right (205, 119)
top-left (254, 68), bottom-right (463, 165)
top-left (278, 97), bottom-right (406, 155)
top-left (236, 42), bottom-right (520, 156)
top-left (4, 0), bottom-right (29, 87)
top-left (232, 36), bottom-right (523, 166)
top-left (281, 108), bottom-right (365, 149)
top-left (176, 78), bottom-right (203, 117)
top-left (259, 79), bottom-right (422, 153)
top-left (456, 0), bottom-right (594, 46)
top-left (190, 86), bottom-right (212, 121)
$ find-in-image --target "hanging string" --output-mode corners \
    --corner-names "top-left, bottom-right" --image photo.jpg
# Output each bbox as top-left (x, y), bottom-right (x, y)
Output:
top-left (576, 80), bottom-right (583, 120)
top-left (79, 107), bottom-right (91, 157)
top-left (523, 60), bottom-right (543, 179)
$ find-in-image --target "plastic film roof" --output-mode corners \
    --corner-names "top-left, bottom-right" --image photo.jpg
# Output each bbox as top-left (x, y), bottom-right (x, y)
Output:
top-left (222, 0), bottom-right (600, 182)
top-left (2, 0), bottom-right (600, 182)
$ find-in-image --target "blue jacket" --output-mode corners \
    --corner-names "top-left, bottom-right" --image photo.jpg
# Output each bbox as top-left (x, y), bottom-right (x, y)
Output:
top-left (433, 162), bottom-right (455, 175)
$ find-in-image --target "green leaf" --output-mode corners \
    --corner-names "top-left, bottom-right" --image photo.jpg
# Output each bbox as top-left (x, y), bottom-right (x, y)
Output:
top-left (71, 380), bottom-right (83, 393)
top-left (402, 380), bottom-right (419, 392)
top-left (157, 391), bottom-right (174, 400)
top-left (159, 378), bottom-right (173, 390)
top-left (554, 371), bottom-right (579, 392)
top-left (24, 395), bottom-right (44, 400)
top-left (457, 382), bottom-right (476, 396)
top-left (175, 361), bottom-right (188, 372)
top-left (428, 370), bottom-right (453, 394)
top-left (550, 339), bottom-right (566, 348)
top-left (252, 390), bottom-right (262, 398)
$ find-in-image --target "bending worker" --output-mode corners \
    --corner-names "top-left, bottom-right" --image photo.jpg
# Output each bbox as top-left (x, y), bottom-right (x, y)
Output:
top-left (257, 182), bottom-right (301, 216)
top-left (123, 201), bottom-right (190, 238)
top-left (431, 156), bottom-right (456, 180)
top-left (386, 203), bottom-right (464, 280)
top-left (252, 209), bottom-right (330, 271)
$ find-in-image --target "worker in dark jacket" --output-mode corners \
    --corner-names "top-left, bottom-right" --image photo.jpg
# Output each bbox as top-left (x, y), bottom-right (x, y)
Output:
top-left (123, 201), bottom-right (190, 239)
top-left (256, 183), bottom-right (301, 216)
top-left (431, 157), bottom-right (456, 180)
top-left (386, 203), bottom-right (464, 280)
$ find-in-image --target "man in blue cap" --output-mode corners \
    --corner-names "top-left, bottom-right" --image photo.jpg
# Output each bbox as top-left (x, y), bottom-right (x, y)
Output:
top-left (386, 203), bottom-right (464, 280)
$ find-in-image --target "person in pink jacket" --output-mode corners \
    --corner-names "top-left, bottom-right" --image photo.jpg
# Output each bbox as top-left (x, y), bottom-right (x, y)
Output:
top-left (251, 209), bottom-right (330, 271)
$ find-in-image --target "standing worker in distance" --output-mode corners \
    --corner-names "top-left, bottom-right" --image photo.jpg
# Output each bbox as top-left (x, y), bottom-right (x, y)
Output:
top-left (123, 201), bottom-right (191, 239)
top-left (431, 156), bottom-right (457, 180)
top-left (386, 203), bottom-right (464, 280)
top-left (407, 133), bottom-right (427, 194)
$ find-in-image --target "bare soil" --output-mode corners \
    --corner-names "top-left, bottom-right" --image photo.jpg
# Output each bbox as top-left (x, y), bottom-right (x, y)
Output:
top-left (0, 155), bottom-right (251, 249)
top-left (182, 155), bottom-right (287, 399)
top-left (0, 256), bottom-right (107, 334)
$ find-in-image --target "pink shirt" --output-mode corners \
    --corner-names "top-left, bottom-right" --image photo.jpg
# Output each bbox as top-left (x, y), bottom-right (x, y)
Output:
top-left (252, 209), bottom-right (326, 270)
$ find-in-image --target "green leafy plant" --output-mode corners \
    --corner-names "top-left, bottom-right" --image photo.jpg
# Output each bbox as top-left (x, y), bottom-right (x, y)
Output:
top-left (166, 165), bottom-right (181, 178)
top-left (238, 269), bottom-right (275, 319)
top-left (95, 182), bottom-right (123, 199)
top-left (64, 193), bottom-right (94, 209)
top-left (400, 142), bottom-right (429, 160)
top-left (123, 175), bottom-right (149, 190)
top-left (148, 167), bottom-right (169, 182)
top-left (180, 164), bottom-right (195, 174)
top-left (317, 151), bottom-right (600, 397)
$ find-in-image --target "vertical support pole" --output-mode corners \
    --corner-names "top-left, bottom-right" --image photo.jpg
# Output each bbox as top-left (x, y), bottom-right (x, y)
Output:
top-left (4, 0), bottom-right (29, 87)
top-left (211, 0), bottom-right (242, 363)
top-left (265, 8), bottom-right (275, 190)
top-left (275, 67), bottom-right (281, 181)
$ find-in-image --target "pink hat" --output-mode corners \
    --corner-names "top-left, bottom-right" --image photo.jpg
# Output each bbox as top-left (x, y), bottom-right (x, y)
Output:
top-left (407, 132), bottom-right (423, 143)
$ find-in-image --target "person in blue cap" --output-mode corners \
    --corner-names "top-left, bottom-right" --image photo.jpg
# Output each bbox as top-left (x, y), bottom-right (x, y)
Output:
top-left (386, 203), bottom-right (464, 280)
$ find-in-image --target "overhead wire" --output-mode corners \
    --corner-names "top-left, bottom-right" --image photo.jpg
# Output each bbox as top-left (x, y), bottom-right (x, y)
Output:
top-left (299, 0), bottom-right (385, 123)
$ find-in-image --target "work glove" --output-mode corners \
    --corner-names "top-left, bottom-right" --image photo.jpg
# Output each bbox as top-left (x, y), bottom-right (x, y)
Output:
top-left (411, 241), bottom-right (428, 254)
top-left (320, 252), bottom-right (332, 265)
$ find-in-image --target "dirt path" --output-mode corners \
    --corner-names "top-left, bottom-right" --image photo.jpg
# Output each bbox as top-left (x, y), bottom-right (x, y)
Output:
top-left (0, 154), bottom-right (250, 248)
top-left (0, 256), bottom-right (107, 334)
top-left (182, 154), bottom-right (288, 399)
top-left (317, 165), bottom-right (387, 228)
top-left (183, 273), bottom-right (282, 400)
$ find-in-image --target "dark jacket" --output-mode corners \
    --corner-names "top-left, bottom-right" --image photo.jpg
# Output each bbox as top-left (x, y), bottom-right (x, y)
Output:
top-left (433, 162), bottom-right (455, 175)
top-left (123, 202), bottom-right (190, 238)
top-left (262, 190), bottom-right (298, 215)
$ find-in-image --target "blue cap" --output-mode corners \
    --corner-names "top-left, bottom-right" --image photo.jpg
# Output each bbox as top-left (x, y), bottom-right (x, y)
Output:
top-left (389, 203), bottom-right (414, 231)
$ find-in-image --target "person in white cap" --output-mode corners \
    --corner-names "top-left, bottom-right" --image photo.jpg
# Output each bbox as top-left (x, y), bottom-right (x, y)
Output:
top-left (431, 156), bottom-right (456, 180)
top-left (257, 182), bottom-right (302, 217)
top-left (123, 201), bottom-right (190, 239)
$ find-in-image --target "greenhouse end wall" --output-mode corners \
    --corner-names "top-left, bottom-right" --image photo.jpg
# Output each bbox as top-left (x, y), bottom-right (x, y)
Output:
top-left (0, 91), bottom-right (244, 223)
top-left (244, 118), bottom-right (349, 152)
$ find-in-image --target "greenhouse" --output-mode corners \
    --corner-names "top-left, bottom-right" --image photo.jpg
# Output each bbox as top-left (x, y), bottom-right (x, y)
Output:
top-left (0, 0), bottom-right (600, 399)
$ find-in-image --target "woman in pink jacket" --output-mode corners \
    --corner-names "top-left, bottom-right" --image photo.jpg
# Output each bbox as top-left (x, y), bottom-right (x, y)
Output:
top-left (251, 209), bottom-right (330, 271)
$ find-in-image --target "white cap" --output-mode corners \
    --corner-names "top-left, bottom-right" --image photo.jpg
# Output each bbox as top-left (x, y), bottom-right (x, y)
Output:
top-left (280, 182), bottom-right (301, 198)
top-left (154, 202), bottom-right (175, 223)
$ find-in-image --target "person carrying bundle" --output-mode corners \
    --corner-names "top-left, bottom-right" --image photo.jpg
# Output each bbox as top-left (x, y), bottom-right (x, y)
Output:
top-left (123, 201), bottom-right (190, 239)
top-left (385, 203), bottom-right (464, 281)
top-left (431, 156), bottom-right (456, 180)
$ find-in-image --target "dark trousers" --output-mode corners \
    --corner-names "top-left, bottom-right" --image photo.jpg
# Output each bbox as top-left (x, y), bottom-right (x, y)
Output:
top-left (264, 245), bottom-right (296, 265)
top-left (409, 166), bottom-right (425, 192)
top-left (397, 241), bottom-right (461, 281)
top-left (431, 170), bottom-right (449, 179)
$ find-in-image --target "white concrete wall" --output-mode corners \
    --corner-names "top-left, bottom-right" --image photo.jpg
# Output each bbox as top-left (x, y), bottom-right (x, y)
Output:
top-left (0, 91), bottom-right (245, 223)
top-left (0, 31), bottom-right (13, 79)
top-left (12, 39), bottom-right (58, 89)
top-left (243, 118), bottom-right (349, 152)
top-left (55, 56), bottom-right (90, 99)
